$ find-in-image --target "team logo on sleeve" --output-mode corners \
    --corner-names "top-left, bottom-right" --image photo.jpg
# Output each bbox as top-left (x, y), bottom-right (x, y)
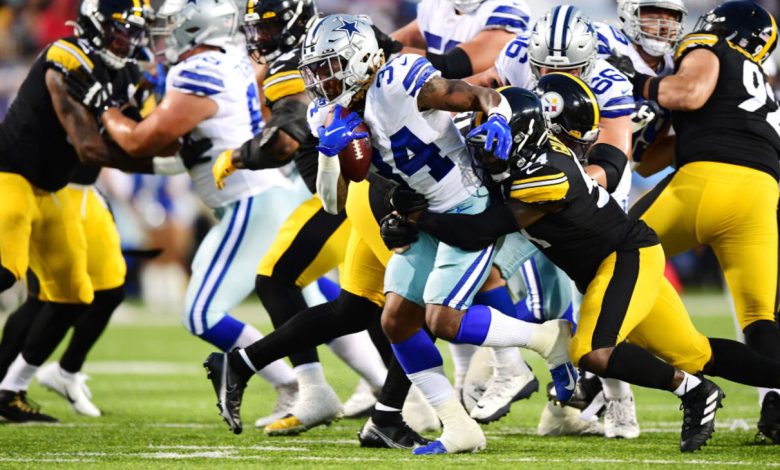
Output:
top-left (541, 92), bottom-right (564, 118)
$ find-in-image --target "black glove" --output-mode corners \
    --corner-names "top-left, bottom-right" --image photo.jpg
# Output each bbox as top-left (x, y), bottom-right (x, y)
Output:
top-left (179, 134), bottom-right (213, 169)
top-left (380, 213), bottom-right (418, 250)
top-left (605, 52), bottom-right (636, 79)
top-left (64, 69), bottom-right (115, 117)
top-left (372, 25), bottom-right (403, 59)
top-left (385, 185), bottom-right (428, 215)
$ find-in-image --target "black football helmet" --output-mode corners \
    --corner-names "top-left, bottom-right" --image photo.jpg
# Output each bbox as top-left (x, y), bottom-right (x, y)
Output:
top-left (74, 0), bottom-right (152, 70)
top-left (535, 72), bottom-right (600, 160)
top-left (694, 1), bottom-right (777, 64)
top-left (468, 87), bottom-right (549, 183)
top-left (243, 0), bottom-right (318, 64)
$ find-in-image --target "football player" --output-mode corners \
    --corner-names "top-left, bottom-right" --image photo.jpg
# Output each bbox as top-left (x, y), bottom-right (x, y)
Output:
top-left (382, 87), bottom-right (780, 452)
top-left (0, 0), bottom-right (165, 422)
top-left (65, 0), bottom-right (320, 426)
top-left (298, 14), bottom-right (577, 454)
top-left (392, 0), bottom-right (530, 78)
top-left (211, 0), bottom-right (395, 433)
top-left (625, 1), bottom-right (780, 444)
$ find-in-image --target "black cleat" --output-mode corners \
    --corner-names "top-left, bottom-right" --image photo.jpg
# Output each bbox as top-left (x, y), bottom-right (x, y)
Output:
top-left (358, 418), bottom-right (431, 449)
top-left (757, 391), bottom-right (780, 444)
top-left (204, 352), bottom-right (248, 435)
top-left (0, 390), bottom-right (58, 423)
top-left (679, 378), bottom-right (724, 452)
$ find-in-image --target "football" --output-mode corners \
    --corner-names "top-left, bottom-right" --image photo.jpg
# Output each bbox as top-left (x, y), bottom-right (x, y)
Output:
top-left (335, 107), bottom-right (372, 182)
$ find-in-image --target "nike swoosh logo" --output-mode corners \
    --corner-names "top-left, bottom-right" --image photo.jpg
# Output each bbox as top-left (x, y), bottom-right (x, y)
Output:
top-left (525, 166), bottom-right (543, 175)
top-left (324, 128), bottom-right (342, 137)
top-left (564, 365), bottom-right (576, 391)
top-left (454, 204), bottom-right (473, 214)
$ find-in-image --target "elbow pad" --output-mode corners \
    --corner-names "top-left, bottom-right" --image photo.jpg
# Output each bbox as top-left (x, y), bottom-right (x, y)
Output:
top-left (587, 143), bottom-right (628, 193)
top-left (426, 47), bottom-right (473, 79)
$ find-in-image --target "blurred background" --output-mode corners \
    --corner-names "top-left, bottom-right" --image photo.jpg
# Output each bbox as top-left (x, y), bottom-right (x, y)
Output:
top-left (0, 0), bottom-right (775, 309)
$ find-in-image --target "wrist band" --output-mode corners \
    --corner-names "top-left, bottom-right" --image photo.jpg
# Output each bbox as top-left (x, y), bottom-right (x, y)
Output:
top-left (648, 77), bottom-right (661, 103)
top-left (487, 94), bottom-right (512, 121)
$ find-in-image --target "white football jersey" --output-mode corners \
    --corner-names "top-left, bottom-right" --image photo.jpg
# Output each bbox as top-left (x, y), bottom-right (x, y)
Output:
top-left (494, 37), bottom-right (635, 209)
top-left (416, 0), bottom-right (530, 55)
top-left (167, 45), bottom-right (290, 209)
top-left (309, 54), bottom-right (479, 213)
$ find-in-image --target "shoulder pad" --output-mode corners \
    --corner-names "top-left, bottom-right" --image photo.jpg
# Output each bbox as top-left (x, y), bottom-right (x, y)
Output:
top-left (509, 159), bottom-right (570, 204)
top-left (45, 39), bottom-right (94, 73)
top-left (480, 0), bottom-right (530, 34)
top-left (168, 57), bottom-right (225, 97)
top-left (264, 50), bottom-right (305, 103)
top-left (674, 32), bottom-right (719, 62)
top-left (377, 54), bottom-right (440, 99)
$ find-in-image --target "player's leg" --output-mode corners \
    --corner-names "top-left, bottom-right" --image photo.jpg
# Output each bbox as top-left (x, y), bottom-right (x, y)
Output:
top-left (0, 276), bottom-right (42, 379)
top-left (0, 173), bottom-right (36, 293)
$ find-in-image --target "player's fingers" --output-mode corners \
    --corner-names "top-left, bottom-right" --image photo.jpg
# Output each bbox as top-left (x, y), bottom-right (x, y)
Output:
top-left (351, 131), bottom-right (369, 140)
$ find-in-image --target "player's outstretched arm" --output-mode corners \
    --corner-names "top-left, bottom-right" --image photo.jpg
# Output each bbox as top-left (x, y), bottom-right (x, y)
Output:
top-left (392, 20), bottom-right (427, 50)
top-left (101, 90), bottom-right (218, 157)
top-left (637, 48), bottom-right (719, 111)
top-left (46, 69), bottom-right (154, 173)
top-left (417, 75), bottom-right (505, 114)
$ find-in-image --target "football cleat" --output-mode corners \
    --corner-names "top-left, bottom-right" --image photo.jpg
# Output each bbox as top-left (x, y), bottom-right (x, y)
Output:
top-left (537, 400), bottom-right (604, 436)
top-left (757, 391), bottom-right (780, 444)
top-left (0, 390), bottom-right (58, 423)
top-left (203, 352), bottom-right (248, 435)
top-left (343, 379), bottom-right (378, 419)
top-left (470, 370), bottom-right (538, 424)
top-left (36, 363), bottom-right (101, 418)
top-left (358, 417), bottom-right (431, 449)
top-left (461, 347), bottom-right (493, 413)
top-left (413, 397), bottom-right (485, 455)
top-left (254, 381), bottom-right (298, 429)
top-left (604, 396), bottom-right (640, 439)
top-left (403, 385), bottom-right (441, 433)
top-left (264, 383), bottom-right (342, 436)
top-left (549, 362), bottom-right (579, 404)
top-left (679, 378), bottom-right (724, 452)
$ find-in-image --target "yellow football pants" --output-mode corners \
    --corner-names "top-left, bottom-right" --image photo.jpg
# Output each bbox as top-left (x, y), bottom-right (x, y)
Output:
top-left (631, 161), bottom-right (780, 330)
top-left (0, 172), bottom-right (93, 304)
top-left (341, 180), bottom-right (392, 307)
top-left (571, 244), bottom-right (712, 374)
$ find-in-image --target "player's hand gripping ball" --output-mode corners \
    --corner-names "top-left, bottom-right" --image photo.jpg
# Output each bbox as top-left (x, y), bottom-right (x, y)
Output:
top-left (318, 104), bottom-right (372, 182)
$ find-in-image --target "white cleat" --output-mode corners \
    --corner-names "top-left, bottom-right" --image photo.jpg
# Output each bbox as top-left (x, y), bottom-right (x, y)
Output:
top-left (414, 397), bottom-right (485, 455)
top-left (403, 385), bottom-right (441, 433)
top-left (461, 347), bottom-right (493, 414)
top-left (343, 379), bottom-right (378, 419)
top-left (470, 370), bottom-right (538, 424)
top-left (537, 400), bottom-right (604, 436)
top-left (36, 363), bottom-right (101, 417)
top-left (255, 381), bottom-right (298, 429)
top-left (604, 396), bottom-right (640, 439)
top-left (264, 383), bottom-right (342, 436)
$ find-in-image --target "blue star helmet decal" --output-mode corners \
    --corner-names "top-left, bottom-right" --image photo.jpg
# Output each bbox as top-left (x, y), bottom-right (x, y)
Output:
top-left (334, 18), bottom-right (363, 41)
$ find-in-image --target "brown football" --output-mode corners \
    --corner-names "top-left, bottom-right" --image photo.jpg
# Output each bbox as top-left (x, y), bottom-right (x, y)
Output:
top-left (334, 107), bottom-right (372, 182)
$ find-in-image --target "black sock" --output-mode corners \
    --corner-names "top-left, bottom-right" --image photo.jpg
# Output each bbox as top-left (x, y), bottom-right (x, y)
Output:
top-left (744, 320), bottom-right (780, 361)
top-left (21, 302), bottom-right (88, 366)
top-left (255, 274), bottom-right (318, 367)
top-left (366, 307), bottom-right (393, 366)
top-left (59, 287), bottom-right (124, 373)
top-left (0, 266), bottom-right (17, 293)
top-left (0, 297), bottom-right (43, 378)
top-left (227, 349), bottom-right (255, 382)
top-left (372, 358), bottom-right (412, 425)
top-left (704, 337), bottom-right (780, 388)
top-left (604, 342), bottom-right (676, 391)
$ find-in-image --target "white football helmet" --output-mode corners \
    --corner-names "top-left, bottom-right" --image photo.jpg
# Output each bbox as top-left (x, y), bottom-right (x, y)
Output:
top-left (528, 5), bottom-right (597, 80)
top-left (448, 0), bottom-right (484, 14)
top-left (618, 0), bottom-right (687, 57)
top-left (299, 14), bottom-right (383, 108)
top-left (151, 0), bottom-right (239, 63)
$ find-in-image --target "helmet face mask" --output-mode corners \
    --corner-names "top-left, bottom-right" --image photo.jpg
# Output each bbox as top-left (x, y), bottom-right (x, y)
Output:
top-left (528, 6), bottom-right (598, 81)
top-left (242, 0), bottom-right (318, 64)
top-left (300, 54), bottom-right (347, 105)
top-left (76, 0), bottom-right (151, 69)
top-left (693, 1), bottom-right (777, 64)
top-left (243, 15), bottom-right (285, 63)
top-left (619, 1), bottom-right (687, 57)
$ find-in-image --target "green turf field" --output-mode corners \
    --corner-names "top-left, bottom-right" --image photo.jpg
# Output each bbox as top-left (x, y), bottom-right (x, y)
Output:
top-left (0, 291), bottom-right (778, 468)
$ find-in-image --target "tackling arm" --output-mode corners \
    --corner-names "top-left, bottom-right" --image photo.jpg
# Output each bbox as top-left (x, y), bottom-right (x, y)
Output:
top-left (639, 48), bottom-right (719, 111)
top-left (417, 75), bottom-right (506, 114)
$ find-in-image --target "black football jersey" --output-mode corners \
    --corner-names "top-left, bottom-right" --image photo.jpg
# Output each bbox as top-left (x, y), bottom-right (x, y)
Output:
top-left (0, 37), bottom-right (139, 191)
top-left (263, 48), bottom-right (318, 193)
top-left (672, 32), bottom-right (780, 180)
top-left (505, 138), bottom-right (659, 290)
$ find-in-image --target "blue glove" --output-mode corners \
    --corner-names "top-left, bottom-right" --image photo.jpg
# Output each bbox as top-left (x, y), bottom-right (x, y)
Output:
top-left (466, 114), bottom-right (512, 160)
top-left (316, 104), bottom-right (369, 157)
top-left (143, 63), bottom-right (167, 97)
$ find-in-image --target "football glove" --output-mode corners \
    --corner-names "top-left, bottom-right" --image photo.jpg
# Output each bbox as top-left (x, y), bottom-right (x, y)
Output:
top-left (179, 134), bottom-right (213, 169)
top-left (372, 25), bottom-right (403, 60)
top-left (630, 100), bottom-right (662, 134)
top-left (385, 185), bottom-right (428, 215)
top-left (605, 52), bottom-right (636, 79)
top-left (466, 114), bottom-right (512, 160)
top-left (380, 213), bottom-right (418, 251)
top-left (64, 70), bottom-right (115, 117)
top-left (316, 104), bottom-right (369, 157)
top-left (213, 149), bottom-right (237, 190)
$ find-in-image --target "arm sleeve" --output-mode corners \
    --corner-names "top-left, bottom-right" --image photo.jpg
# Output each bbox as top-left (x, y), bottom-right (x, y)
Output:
top-left (238, 97), bottom-right (310, 170)
top-left (416, 203), bottom-right (518, 251)
top-left (317, 152), bottom-right (342, 215)
top-left (426, 47), bottom-right (473, 79)
top-left (586, 143), bottom-right (628, 193)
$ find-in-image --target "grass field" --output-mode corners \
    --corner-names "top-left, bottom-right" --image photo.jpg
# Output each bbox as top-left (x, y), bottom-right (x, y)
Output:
top-left (0, 291), bottom-right (779, 468)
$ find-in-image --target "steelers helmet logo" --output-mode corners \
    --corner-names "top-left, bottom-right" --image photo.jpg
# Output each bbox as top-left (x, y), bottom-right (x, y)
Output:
top-left (541, 92), bottom-right (564, 119)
